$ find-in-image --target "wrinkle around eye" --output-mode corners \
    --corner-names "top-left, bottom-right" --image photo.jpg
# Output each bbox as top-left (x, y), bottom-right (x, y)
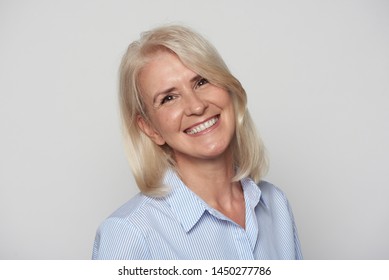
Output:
top-left (154, 94), bottom-right (178, 108)
top-left (195, 77), bottom-right (209, 89)
top-left (161, 95), bottom-right (175, 104)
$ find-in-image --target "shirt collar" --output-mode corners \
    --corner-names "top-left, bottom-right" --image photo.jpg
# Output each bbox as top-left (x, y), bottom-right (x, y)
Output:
top-left (163, 170), bottom-right (208, 232)
top-left (163, 170), bottom-right (268, 232)
top-left (241, 177), bottom-right (269, 209)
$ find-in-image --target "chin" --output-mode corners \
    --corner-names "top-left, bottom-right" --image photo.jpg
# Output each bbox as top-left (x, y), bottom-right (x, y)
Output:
top-left (200, 143), bottom-right (232, 159)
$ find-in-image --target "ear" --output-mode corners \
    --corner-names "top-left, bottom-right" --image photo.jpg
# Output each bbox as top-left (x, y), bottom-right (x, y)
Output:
top-left (136, 115), bottom-right (166, 146)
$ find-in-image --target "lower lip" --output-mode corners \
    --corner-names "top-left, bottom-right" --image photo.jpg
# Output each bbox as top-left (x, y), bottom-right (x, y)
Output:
top-left (185, 115), bottom-right (220, 137)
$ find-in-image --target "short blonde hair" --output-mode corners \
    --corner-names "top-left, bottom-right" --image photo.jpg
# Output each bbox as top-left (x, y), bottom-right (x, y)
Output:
top-left (119, 25), bottom-right (267, 196)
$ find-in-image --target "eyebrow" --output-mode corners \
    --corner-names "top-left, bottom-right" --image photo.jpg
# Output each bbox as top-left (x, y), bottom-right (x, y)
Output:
top-left (152, 75), bottom-right (202, 104)
top-left (152, 87), bottom-right (175, 104)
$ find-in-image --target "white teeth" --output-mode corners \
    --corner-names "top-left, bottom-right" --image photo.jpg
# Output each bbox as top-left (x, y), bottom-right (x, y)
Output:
top-left (186, 116), bottom-right (219, 135)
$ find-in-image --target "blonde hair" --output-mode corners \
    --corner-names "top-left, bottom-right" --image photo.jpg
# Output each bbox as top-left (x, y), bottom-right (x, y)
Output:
top-left (119, 25), bottom-right (268, 196)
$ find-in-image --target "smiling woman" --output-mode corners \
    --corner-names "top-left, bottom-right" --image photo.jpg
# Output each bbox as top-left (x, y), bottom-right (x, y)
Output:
top-left (92, 25), bottom-right (303, 260)
top-left (137, 50), bottom-right (236, 169)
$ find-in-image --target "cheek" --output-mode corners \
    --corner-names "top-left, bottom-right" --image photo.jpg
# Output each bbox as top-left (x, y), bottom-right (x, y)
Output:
top-left (211, 89), bottom-right (233, 106)
top-left (151, 108), bottom-right (182, 133)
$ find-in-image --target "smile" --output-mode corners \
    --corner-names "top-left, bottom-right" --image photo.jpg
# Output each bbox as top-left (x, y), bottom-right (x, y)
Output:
top-left (185, 115), bottom-right (219, 135)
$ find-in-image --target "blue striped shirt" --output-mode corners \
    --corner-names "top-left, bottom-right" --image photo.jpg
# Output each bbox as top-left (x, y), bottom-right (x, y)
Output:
top-left (92, 170), bottom-right (302, 259)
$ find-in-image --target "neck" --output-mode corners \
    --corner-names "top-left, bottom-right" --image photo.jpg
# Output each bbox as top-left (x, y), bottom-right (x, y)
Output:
top-left (174, 151), bottom-right (246, 228)
top-left (174, 149), bottom-right (243, 211)
top-left (175, 149), bottom-right (234, 192)
top-left (179, 159), bottom-right (235, 192)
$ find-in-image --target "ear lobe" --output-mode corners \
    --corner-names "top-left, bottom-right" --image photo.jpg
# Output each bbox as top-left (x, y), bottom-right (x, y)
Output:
top-left (136, 115), bottom-right (166, 146)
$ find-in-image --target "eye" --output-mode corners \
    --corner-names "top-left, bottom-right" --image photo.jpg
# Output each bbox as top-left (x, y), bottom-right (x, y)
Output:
top-left (160, 94), bottom-right (175, 105)
top-left (195, 77), bottom-right (209, 88)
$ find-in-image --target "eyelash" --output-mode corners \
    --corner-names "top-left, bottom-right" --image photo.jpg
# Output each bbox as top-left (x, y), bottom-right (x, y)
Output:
top-left (195, 77), bottom-right (208, 88)
top-left (159, 77), bottom-right (209, 105)
top-left (160, 95), bottom-right (175, 105)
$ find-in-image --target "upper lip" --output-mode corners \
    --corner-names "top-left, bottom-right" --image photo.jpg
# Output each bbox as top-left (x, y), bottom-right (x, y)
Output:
top-left (184, 114), bottom-right (219, 132)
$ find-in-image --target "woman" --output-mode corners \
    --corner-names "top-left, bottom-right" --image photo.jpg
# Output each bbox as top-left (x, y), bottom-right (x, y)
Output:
top-left (92, 25), bottom-right (302, 259)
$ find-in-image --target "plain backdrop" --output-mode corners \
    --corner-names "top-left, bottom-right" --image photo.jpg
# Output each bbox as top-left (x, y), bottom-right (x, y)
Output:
top-left (1, 0), bottom-right (388, 259)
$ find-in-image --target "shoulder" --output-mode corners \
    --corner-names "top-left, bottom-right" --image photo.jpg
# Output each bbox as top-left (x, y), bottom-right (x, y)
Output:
top-left (258, 180), bottom-right (287, 198)
top-left (98, 192), bottom-right (168, 233)
top-left (92, 193), bottom-right (159, 259)
top-left (256, 180), bottom-right (303, 259)
top-left (108, 192), bottom-right (151, 220)
top-left (257, 180), bottom-right (291, 210)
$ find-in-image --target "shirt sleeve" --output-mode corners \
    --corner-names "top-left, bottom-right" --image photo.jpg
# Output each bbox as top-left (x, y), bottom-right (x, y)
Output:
top-left (277, 188), bottom-right (303, 260)
top-left (286, 197), bottom-right (303, 259)
top-left (258, 181), bottom-right (303, 259)
top-left (92, 216), bottom-right (150, 260)
top-left (288, 201), bottom-right (303, 260)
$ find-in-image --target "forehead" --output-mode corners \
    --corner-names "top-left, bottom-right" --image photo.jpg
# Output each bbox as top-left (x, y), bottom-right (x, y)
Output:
top-left (138, 50), bottom-right (196, 96)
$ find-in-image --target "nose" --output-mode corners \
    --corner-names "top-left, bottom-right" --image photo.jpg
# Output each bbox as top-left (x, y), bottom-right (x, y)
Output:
top-left (184, 91), bottom-right (208, 116)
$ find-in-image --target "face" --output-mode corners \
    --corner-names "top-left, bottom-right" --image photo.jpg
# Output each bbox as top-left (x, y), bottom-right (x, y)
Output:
top-left (137, 51), bottom-right (236, 165)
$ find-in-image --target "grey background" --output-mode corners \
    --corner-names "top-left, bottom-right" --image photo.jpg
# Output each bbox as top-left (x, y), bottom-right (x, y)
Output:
top-left (1, 0), bottom-right (388, 259)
